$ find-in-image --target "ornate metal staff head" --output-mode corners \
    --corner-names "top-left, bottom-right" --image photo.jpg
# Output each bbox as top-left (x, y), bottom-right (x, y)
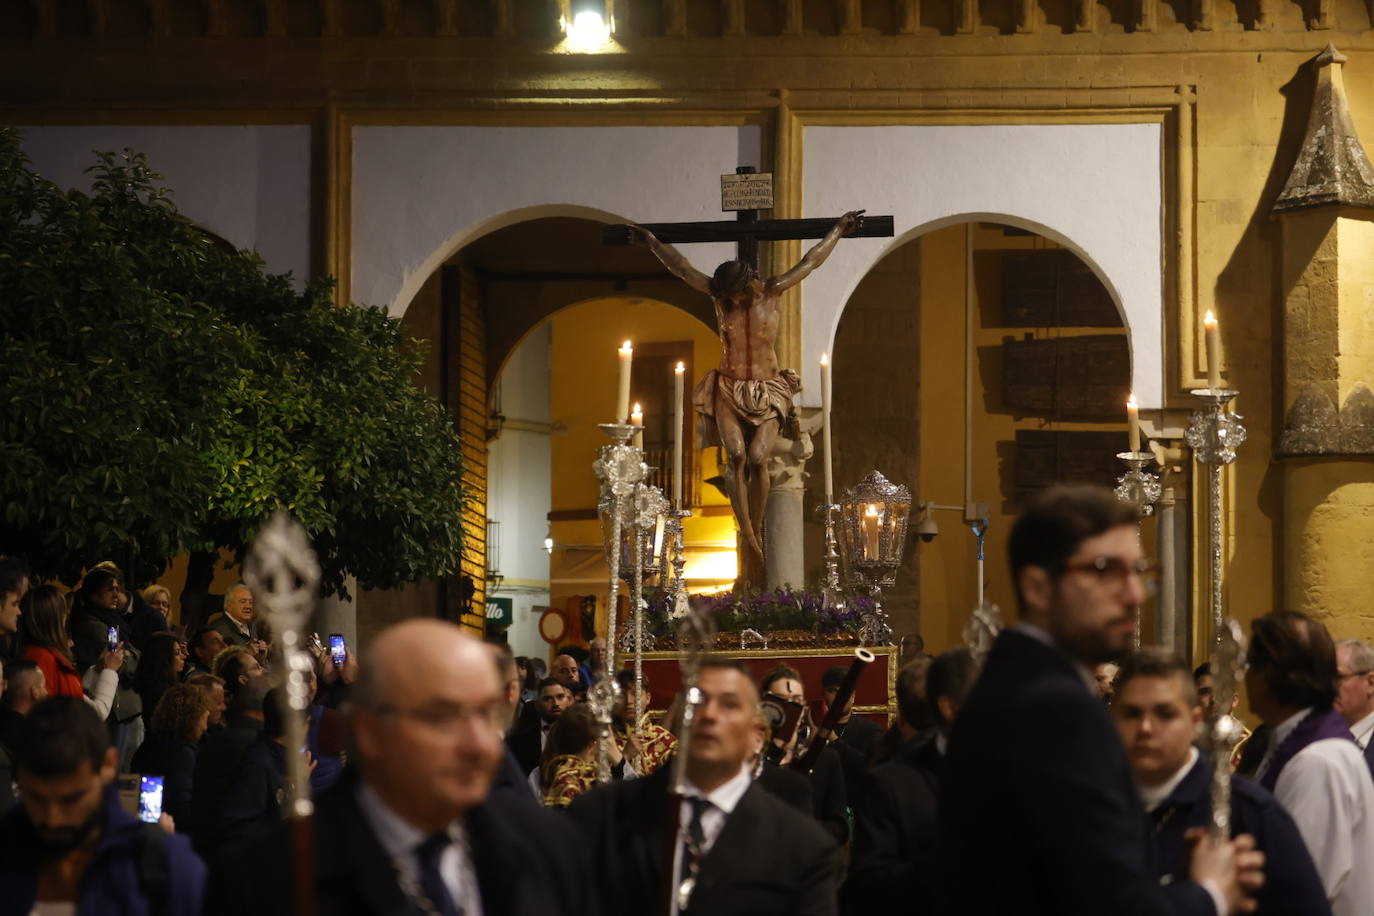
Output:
top-left (1207, 617), bottom-right (1248, 839)
top-left (243, 510), bottom-right (321, 820)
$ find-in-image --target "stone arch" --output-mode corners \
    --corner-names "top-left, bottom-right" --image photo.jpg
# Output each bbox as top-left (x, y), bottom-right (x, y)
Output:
top-left (824, 211), bottom-right (1132, 381)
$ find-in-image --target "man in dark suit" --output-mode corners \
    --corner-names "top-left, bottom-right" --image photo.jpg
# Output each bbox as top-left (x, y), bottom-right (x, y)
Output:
top-left (210, 619), bottom-right (596, 916)
top-left (1111, 648), bottom-right (1331, 916)
top-left (846, 647), bottom-right (978, 914)
top-left (941, 484), bottom-right (1263, 915)
top-left (569, 657), bottom-right (838, 916)
top-left (506, 675), bottom-right (575, 775)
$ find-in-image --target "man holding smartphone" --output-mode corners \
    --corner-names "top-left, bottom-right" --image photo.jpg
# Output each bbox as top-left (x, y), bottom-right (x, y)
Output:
top-left (0, 697), bottom-right (206, 914)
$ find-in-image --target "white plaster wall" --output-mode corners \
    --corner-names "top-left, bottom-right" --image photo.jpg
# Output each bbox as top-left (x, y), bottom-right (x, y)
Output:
top-left (488, 323), bottom-right (554, 659)
top-left (802, 123), bottom-right (1164, 407)
top-left (351, 125), bottom-right (762, 314)
top-left (20, 126), bottom-right (313, 286)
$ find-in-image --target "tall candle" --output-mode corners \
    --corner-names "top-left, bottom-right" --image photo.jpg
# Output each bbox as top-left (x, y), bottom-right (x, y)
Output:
top-left (630, 403), bottom-right (643, 449)
top-left (863, 504), bottom-right (881, 559)
top-left (820, 354), bottom-right (834, 504)
top-left (673, 362), bottom-right (685, 507)
top-left (1127, 394), bottom-right (1140, 454)
top-left (1204, 312), bottom-right (1221, 391)
top-left (616, 341), bottom-right (634, 422)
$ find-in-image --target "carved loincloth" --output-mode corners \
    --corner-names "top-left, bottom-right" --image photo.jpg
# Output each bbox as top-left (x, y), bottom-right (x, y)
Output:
top-left (693, 368), bottom-right (801, 446)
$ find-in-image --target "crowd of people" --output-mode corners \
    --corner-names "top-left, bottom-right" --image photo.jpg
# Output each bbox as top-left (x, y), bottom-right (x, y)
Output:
top-left (0, 481), bottom-right (1371, 915)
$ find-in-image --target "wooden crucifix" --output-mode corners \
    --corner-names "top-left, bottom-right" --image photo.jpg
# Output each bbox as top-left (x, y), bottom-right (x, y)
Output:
top-left (604, 167), bottom-right (893, 590)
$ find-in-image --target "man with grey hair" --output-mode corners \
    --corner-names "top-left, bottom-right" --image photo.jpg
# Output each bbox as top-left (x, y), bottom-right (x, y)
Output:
top-left (1334, 638), bottom-right (1374, 776)
top-left (210, 583), bottom-right (258, 650)
top-left (210, 619), bottom-right (594, 915)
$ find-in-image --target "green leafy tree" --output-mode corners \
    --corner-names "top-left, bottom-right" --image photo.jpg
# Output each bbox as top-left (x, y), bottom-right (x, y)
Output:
top-left (0, 127), bottom-right (464, 595)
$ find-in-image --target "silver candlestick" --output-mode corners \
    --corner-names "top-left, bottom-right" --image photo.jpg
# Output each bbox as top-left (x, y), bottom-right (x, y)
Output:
top-left (1184, 389), bottom-right (1247, 647)
top-left (593, 421), bottom-right (643, 783)
top-left (837, 471), bottom-right (911, 647)
top-left (1208, 618), bottom-right (1247, 839)
top-left (1115, 449), bottom-right (1162, 648)
top-left (1114, 450), bottom-right (1162, 517)
top-left (662, 508), bottom-right (691, 625)
top-left (818, 503), bottom-right (845, 612)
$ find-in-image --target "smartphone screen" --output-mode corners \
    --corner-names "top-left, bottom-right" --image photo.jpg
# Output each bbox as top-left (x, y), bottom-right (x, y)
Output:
top-left (138, 775), bottom-right (164, 824)
top-left (106, 626), bottom-right (119, 653)
top-left (329, 634), bottom-right (346, 667)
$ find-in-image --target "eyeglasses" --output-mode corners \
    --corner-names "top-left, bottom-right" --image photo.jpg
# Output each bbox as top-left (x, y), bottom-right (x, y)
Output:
top-left (1337, 670), bottom-right (1371, 682)
top-left (375, 701), bottom-right (507, 737)
top-left (1061, 557), bottom-right (1160, 595)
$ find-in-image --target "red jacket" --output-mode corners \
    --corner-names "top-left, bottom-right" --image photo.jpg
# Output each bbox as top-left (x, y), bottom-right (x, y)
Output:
top-left (22, 645), bottom-right (84, 698)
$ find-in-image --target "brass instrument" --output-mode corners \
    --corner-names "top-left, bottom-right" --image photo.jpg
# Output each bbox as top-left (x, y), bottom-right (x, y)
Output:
top-left (791, 647), bottom-right (874, 775)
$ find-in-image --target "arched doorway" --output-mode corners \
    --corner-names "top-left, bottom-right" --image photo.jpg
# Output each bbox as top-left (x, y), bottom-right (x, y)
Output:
top-left (359, 214), bottom-right (726, 647)
top-left (823, 220), bottom-right (1141, 654)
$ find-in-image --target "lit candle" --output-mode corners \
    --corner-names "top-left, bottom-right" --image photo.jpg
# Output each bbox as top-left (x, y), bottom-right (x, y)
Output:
top-left (1204, 311), bottom-right (1221, 391)
top-left (673, 362), bottom-right (685, 507)
top-left (617, 341), bottom-right (634, 423)
top-left (820, 354), bottom-right (834, 505)
top-left (630, 402), bottom-right (643, 449)
top-left (1127, 394), bottom-right (1140, 454)
top-left (863, 504), bottom-right (881, 559)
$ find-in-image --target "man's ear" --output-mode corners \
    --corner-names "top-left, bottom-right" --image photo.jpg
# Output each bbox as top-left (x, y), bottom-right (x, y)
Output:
top-left (1017, 565), bottom-right (1053, 618)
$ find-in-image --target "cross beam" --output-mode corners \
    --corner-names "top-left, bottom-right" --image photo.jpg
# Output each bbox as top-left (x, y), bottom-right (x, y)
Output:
top-left (603, 216), bottom-right (895, 246)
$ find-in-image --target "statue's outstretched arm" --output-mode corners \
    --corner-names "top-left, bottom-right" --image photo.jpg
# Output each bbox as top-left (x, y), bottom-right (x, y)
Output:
top-left (628, 225), bottom-right (712, 295)
top-left (767, 210), bottom-right (865, 295)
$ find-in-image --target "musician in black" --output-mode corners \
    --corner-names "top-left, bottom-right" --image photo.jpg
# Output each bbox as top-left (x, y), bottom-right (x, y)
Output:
top-left (568, 656), bottom-right (838, 916)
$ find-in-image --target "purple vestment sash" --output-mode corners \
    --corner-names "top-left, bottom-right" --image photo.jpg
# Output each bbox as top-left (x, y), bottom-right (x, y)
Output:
top-left (1258, 707), bottom-right (1355, 792)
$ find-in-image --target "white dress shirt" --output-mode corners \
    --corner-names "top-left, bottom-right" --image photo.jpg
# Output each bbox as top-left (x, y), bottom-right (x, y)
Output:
top-left (1348, 709), bottom-right (1374, 750)
top-left (1260, 708), bottom-right (1374, 916)
top-left (356, 783), bottom-right (484, 916)
top-left (669, 763), bottom-right (752, 916)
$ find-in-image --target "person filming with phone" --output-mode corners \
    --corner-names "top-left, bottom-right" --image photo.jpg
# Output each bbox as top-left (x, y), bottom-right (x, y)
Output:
top-left (0, 697), bottom-right (206, 915)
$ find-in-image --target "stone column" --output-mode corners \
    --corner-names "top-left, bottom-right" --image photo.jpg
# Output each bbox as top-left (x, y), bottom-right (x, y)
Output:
top-left (1272, 46), bottom-right (1374, 642)
top-left (764, 428), bottom-right (815, 591)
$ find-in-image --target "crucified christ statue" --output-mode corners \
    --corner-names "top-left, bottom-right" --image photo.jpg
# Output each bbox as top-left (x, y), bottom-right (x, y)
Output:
top-left (628, 210), bottom-right (865, 589)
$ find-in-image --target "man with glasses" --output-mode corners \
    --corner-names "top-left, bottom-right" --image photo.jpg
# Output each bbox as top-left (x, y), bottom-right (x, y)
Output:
top-left (210, 619), bottom-right (596, 915)
top-left (1334, 639), bottom-right (1374, 776)
top-left (941, 484), bottom-right (1264, 916)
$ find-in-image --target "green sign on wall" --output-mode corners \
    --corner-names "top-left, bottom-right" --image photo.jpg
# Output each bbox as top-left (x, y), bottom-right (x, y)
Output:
top-left (485, 596), bottom-right (513, 628)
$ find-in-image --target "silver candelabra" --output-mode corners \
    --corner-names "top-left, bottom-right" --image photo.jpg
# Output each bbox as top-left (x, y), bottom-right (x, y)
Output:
top-left (1184, 388), bottom-right (1247, 647)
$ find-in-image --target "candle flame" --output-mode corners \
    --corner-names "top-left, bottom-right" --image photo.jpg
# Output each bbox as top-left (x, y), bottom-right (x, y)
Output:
top-left (865, 504), bottom-right (879, 518)
top-left (620, 341), bottom-right (633, 352)
top-left (674, 361), bottom-right (685, 373)
top-left (1204, 311), bottom-right (1217, 327)
top-left (1127, 394), bottom-right (1137, 409)
top-left (631, 402), bottom-right (642, 416)
top-left (820, 353), bottom-right (829, 366)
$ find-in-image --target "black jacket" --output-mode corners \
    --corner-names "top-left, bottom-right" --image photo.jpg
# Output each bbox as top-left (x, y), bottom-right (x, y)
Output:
top-left (941, 628), bottom-right (1217, 915)
top-left (506, 716), bottom-right (546, 776)
top-left (130, 734), bottom-right (199, 833)
top-left (568, 765), bottom-right (838, 916)
top-left (807, 744), bottom-right (849, 846)
top-left (829, 715), bottom-right (883, 804)
top-left (190, 712), bottom-right (263, 860)
top-left (1148, 754), bottom-right (1331, 916)
top-left (756, 760), bottom-right (814, 815)
top-left (846, 731), bottom-right (943, 913)
top-left (208, 771), bottom-right (598, 916)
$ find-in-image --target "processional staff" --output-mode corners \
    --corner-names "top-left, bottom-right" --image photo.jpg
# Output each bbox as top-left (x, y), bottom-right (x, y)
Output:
top-left (244, 510), bottom-right (322, 916)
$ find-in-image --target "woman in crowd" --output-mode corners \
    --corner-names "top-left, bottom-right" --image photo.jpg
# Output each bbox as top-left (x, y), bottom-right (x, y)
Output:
top-left (131, 684), bottom-right (213, 832)
top-left (134, 632), bottom-right (186, 730)
top-left (68, 567), bottom-right (129, 672)
top-left (141, 585), bottom-right (172, 627)
top-left (539, 702), bottom-right (606, 809)
top-left (517, 657), bottom-right (540, 705)
top-left (18, 585), bottom-right (120, 717)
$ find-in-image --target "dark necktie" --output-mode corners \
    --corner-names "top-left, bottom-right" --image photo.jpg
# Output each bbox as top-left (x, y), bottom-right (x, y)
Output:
top-left (680, 797), bottom-right (712, 880)
top-left (415, 833), bottom-right (463, 916)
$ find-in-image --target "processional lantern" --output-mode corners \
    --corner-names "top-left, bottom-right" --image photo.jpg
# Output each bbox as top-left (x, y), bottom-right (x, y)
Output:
top-left (837, 470), bottom-right (911, 646)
